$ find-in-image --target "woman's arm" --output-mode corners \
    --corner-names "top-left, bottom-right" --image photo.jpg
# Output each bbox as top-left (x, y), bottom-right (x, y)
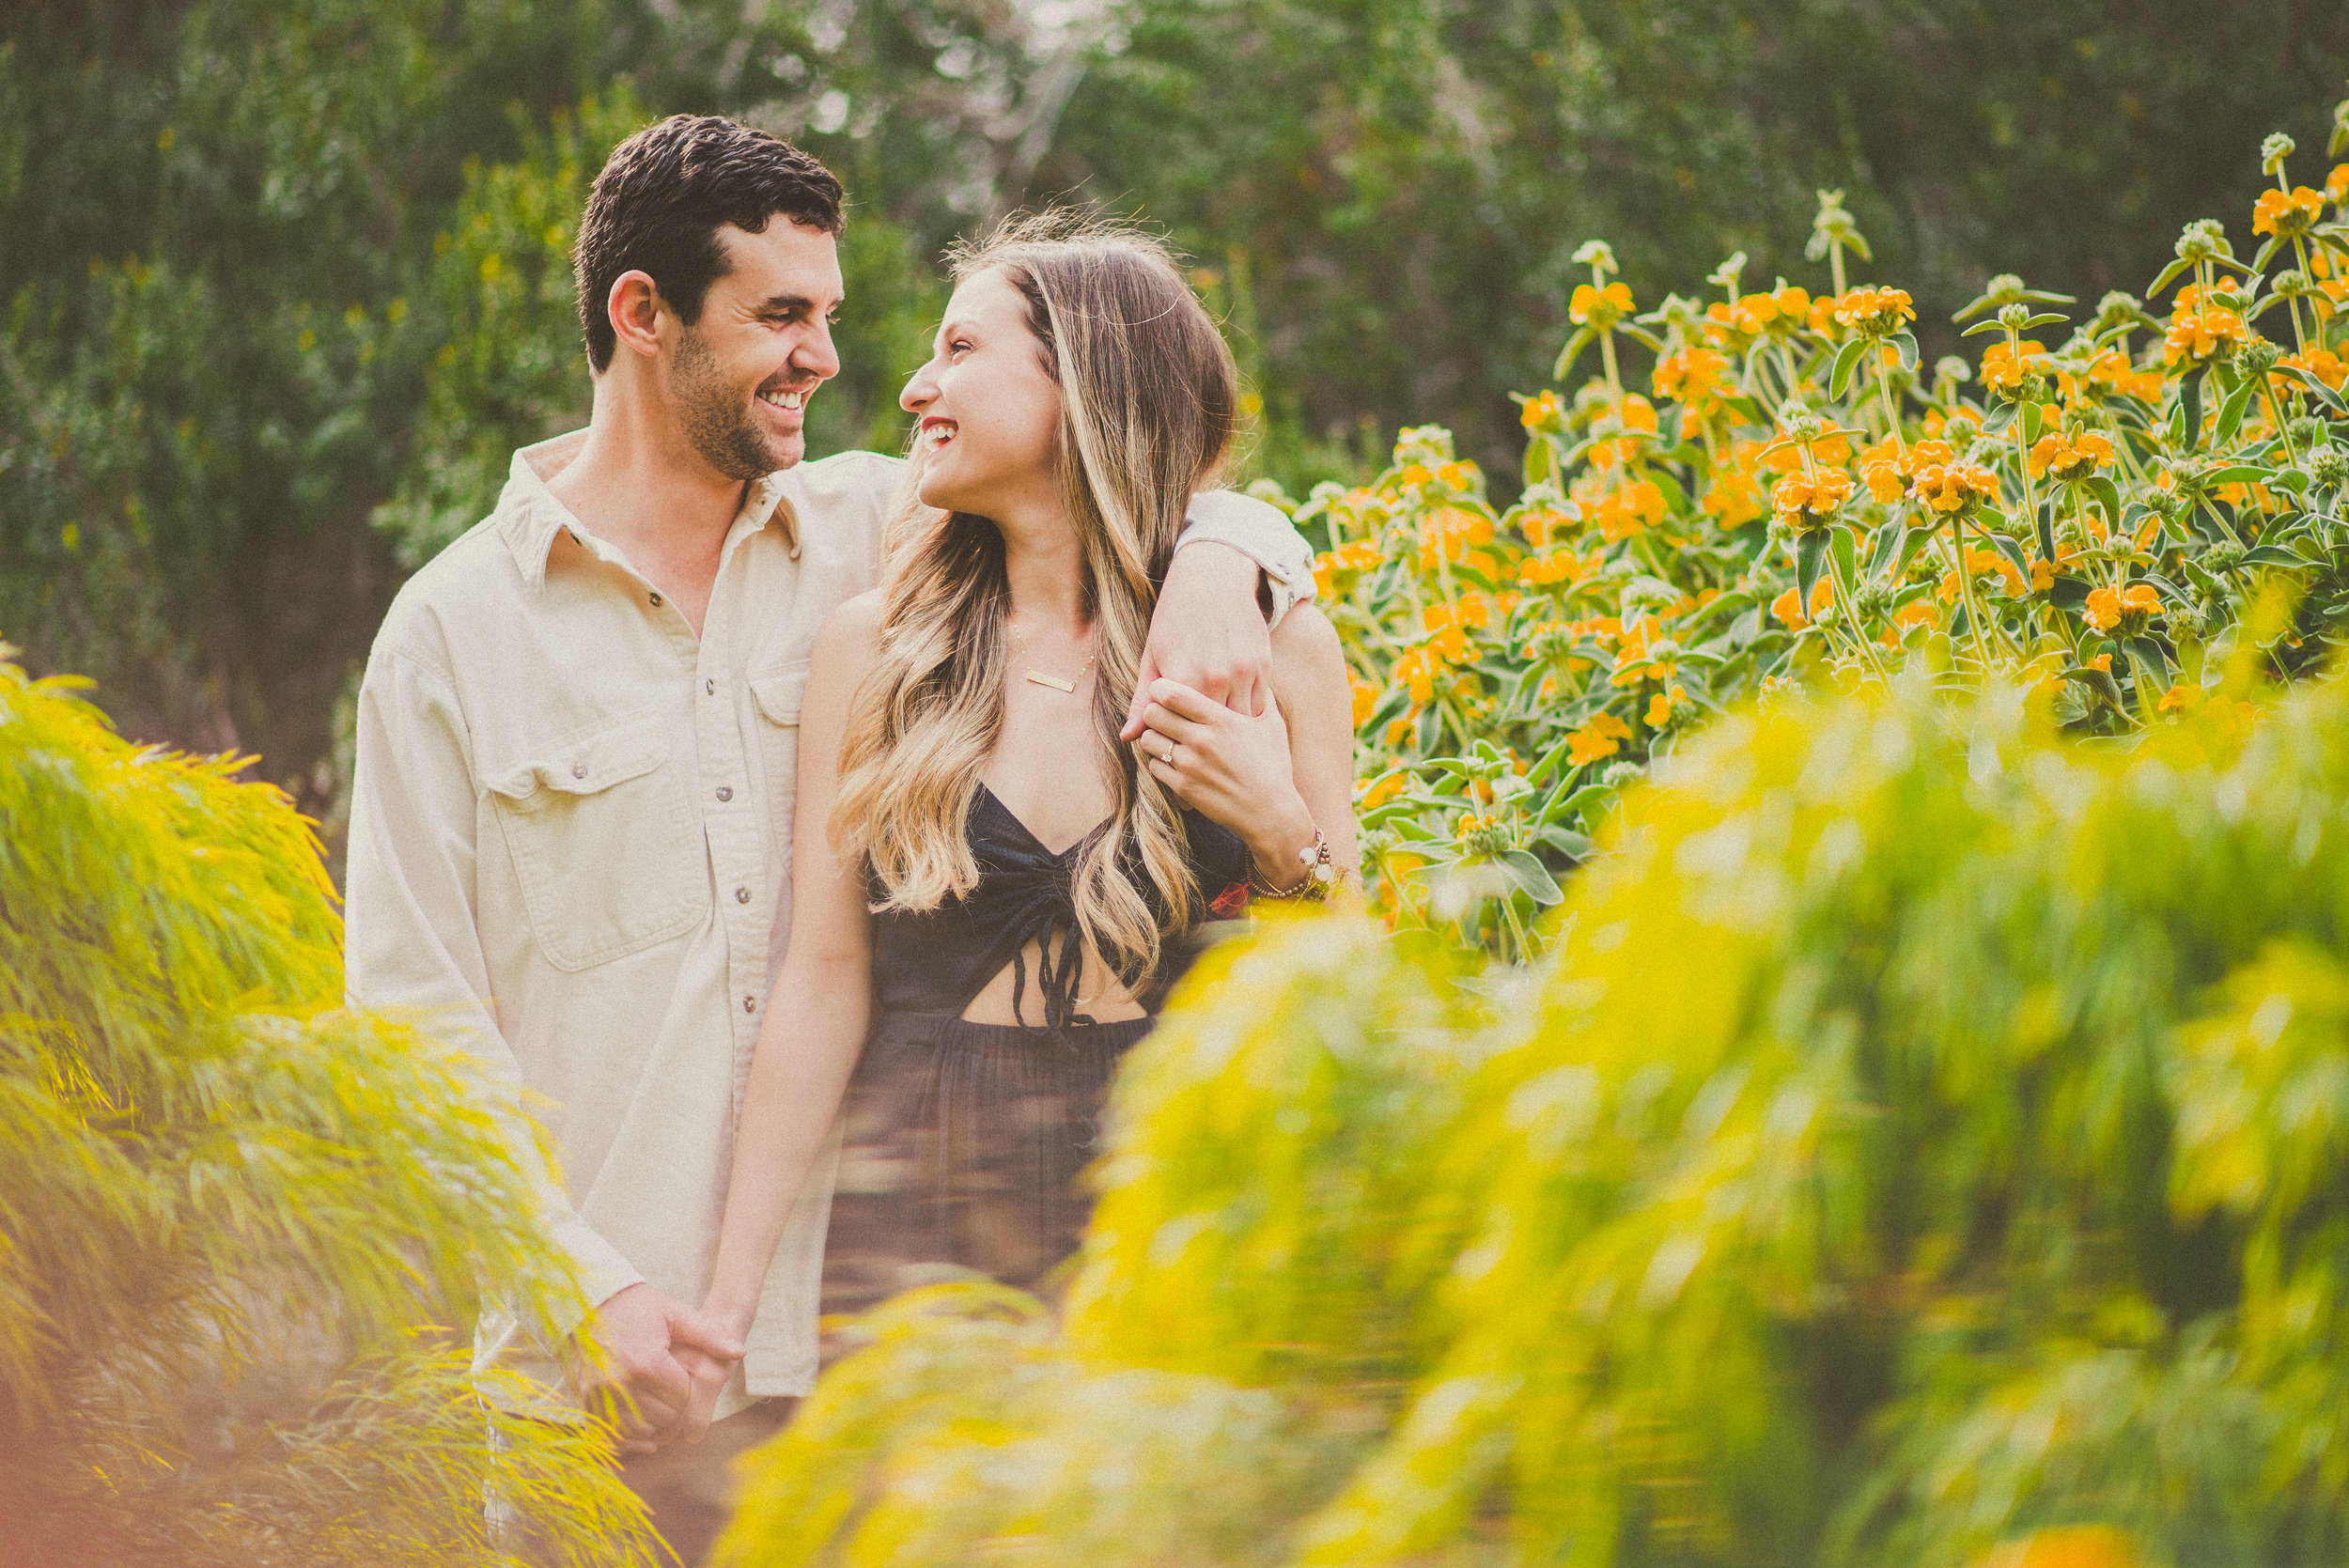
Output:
top-left (701, 593), bottom-right (885, 1343)
top-left (1131, 601), bottom-right (1359, 893)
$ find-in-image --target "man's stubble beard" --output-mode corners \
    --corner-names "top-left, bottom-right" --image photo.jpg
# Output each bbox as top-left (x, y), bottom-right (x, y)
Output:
top-left (673, 322), bottom-right (791, 482)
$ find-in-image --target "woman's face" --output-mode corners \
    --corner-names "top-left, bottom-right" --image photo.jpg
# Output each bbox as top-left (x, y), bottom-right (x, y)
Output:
top-left (899, 267), bottom-right (1064, 521)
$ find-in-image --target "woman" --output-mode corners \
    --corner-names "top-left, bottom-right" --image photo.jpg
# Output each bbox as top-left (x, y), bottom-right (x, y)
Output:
top-left (698, 213), bottom-right (1356, 1348)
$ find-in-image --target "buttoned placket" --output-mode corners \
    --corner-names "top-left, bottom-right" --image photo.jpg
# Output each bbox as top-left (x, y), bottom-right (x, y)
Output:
top-left (701, 490), bottom-right (786, 1118)
top-left (556, 496), bottom-right (779, 1112)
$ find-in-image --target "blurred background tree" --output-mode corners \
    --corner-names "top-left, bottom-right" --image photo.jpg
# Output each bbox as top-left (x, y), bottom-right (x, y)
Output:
top-left (3, 0), bottom-right (2344, 835)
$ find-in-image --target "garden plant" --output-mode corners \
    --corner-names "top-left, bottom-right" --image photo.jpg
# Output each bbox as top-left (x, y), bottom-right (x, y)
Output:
top-left (1293, 102), bottom-right (2349, 959)
top-left (0, 647), bottom-right (655, 1566)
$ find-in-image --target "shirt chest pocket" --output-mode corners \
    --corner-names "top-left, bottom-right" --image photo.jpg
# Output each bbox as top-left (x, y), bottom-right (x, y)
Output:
top-left (487, 712), bottom-right (709, 972)
top-left (749, 660), bottom-right (811, 853)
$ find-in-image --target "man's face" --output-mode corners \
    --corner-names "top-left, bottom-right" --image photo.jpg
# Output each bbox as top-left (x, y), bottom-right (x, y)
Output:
top-left (664, 219), bottom-right (845, 480)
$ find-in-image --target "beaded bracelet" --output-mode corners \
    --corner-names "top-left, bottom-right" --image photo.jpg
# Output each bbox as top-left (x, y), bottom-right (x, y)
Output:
top-left (1250, 827), bottom-right (1340, 902)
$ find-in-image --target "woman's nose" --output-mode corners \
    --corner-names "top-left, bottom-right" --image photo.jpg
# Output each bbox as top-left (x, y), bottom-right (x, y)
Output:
top-left (900, 361), bottom-right (938, 414)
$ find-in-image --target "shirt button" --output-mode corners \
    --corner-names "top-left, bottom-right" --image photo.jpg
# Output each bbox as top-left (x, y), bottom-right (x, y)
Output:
top-left (743, 996), bottom-right (756, 1013)
top-left (705, 678), bottom-right (716, 695)
top-left (736, 886), bottom-right (752, 904)
top-left (649, 591), bottom-right (664, 607)
top-left (570, 764), bottom-right (586, 780)
top-left (716, 785), bottom-right (733, 801)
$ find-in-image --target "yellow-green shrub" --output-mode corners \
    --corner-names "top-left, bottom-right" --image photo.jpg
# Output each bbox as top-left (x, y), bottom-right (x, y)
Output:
top-left (722, 661), bottom-right (2349, 1568)
top-left (0, 647), bottom-right (652, 1566)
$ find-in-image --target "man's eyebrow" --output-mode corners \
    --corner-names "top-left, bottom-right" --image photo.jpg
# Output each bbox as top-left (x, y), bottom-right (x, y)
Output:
top-left (755, 293), bottom-right (842, 314)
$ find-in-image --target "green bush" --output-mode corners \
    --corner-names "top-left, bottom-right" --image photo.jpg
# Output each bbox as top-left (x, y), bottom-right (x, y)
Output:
top-left (723, 665), bottom-right (2349, 1568)
top-left (0, 646), bottom-right (653, 1567)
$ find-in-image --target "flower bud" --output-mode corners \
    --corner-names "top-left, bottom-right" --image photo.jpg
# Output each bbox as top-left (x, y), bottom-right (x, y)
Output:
top-left (2262, 132), bottom-right (2297, 174)
top-left (2310, 443), bottom-right (2349, 490)
top-left (2093, 290), bottom-right (2144, 331)
top-left (2272, 269), bottom-right (2310, 298)
top-left (2237, 338), bottom-right (2283, 376)
top-left (1999, 302), bottom-right (2033, 331)
top-left (1599, 761), bottom-right (1645, 789)
top-left (2205, 539), bottom-right (2247, 574)
top-left (1933, 354), bottom-right (1972, 388)
top-left (2288, 416), bottom-right (2325, 451)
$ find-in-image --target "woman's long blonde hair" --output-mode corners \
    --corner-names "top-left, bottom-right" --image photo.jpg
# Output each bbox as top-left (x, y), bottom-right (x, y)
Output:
top-left (830, 210), bottom-right (1241, 983)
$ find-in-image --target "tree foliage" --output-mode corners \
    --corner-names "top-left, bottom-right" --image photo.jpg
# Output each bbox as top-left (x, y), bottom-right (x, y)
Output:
top-left (0, 645), bottom-right (654, 1566)
top-left (723, 663), bottom-right (2349, 1568)
top-left (7, 0), bottom-right (2348, 816)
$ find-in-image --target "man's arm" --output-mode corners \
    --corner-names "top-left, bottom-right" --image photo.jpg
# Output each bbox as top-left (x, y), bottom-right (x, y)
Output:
top-left (1128, 489), bottom-right (1319, 733)
top-left (344, 644), bottom-right (735, 1448)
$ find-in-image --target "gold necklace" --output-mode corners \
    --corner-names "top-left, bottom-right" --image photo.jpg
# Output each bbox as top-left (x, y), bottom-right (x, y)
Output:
top-left (1007, 613), bottom-right (1096, 693)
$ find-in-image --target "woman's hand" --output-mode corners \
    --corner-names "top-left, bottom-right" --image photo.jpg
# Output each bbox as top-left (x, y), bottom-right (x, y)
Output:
top-left (1132, 677), bottom-right (1319, 888)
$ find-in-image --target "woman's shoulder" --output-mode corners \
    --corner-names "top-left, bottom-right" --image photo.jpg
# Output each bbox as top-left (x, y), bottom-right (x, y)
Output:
top-left (815, 588), bottom-right (887, 654)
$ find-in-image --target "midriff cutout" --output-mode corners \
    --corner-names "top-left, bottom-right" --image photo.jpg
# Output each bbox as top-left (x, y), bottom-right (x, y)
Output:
top-left (957, 935), bottom-right (1150, 1026)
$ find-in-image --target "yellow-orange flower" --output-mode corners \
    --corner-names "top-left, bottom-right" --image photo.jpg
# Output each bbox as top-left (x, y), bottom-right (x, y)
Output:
top-left (1653, 346), bottom-right (1731, 407)
top-left (1771, 578), bottom-right (1834, 629)
top-left (2253, 186), bottom-right (2326, 239)
top-left (1418, 505), bottom-right (1494, 569)
top-left (1569, 280), bottom-right (1635, 327)
top-left (1645, 684), bottom-right (1688, 727)
top-left (2279, 348), bottom-right (2347, 391)
top-left (1564, 710), bottom-right (1632, 766)
top-left (2027, 427), bottom-right (2116, 480)
top-left (1589, 478), bottom-right (1667, 541)
top-left (2156, 682), bottom-right (2204, 717)
top-left (1519, 388), bottom-right (1565, 431)
top-left (1832, 286), bottom-right (1916, 335)
top-left (2084, 582), bottom-right (2160, 633)
top-left (1311, 538), bottom-right (1381, 597)
top-left (1881, 599), bottom-right (1938, 646)
top-left (2330, 163), bottom-right (2349, 206)
top-left (2164, 307), bottom-right (2249, 367)
top-left (1979, 339), bottom-right (2047, 394)
top-left (1912, 461), bottom-right (2000, 515)
top-left (1349, 671), bottom-right (1378, 725)
top-left (1772, 467), bottom-right (1853, 523)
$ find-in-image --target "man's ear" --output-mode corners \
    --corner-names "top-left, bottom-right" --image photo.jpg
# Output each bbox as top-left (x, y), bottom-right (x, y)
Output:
top-left (607, 270), bottom-right (666, 362)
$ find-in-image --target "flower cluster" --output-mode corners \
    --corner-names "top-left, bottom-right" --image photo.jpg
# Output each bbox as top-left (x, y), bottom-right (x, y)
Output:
top-left (1278, 105), bottom-right (2349, 955)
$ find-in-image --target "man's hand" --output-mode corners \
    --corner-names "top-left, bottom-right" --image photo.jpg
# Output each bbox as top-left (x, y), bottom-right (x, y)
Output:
top-left (1122, 541), bottom-right (1270, 738)
top-left (574, 1282), bottom-right (744, 1455)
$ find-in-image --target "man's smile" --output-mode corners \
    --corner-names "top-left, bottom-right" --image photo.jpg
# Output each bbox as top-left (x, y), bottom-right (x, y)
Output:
top-left (757, 386), bottom-right (808, 411)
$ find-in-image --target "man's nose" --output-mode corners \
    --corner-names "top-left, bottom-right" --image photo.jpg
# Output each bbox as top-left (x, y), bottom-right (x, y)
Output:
top-left (795, 318), bottom-right (842, 381)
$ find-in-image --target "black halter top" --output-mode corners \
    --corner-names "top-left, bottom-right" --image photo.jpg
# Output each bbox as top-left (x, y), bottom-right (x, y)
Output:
top-left (867, 785), bottom-right (1252, 1030)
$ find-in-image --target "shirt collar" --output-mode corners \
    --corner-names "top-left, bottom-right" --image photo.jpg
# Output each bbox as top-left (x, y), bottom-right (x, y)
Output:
top-left (496, 429), bottom-right (800, 590)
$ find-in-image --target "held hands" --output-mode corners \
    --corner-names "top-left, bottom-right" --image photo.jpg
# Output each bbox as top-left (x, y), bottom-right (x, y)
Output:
top-left (1121, 541), bottom-right (1271, 737)
top-left (573, 1282), bottom-right (743, 1454)
top-left (1132, 677), bottom-right (1316, 884)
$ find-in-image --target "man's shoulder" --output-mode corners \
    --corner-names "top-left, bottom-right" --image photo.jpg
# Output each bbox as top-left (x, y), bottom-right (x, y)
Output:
top-left (778, 447), bottom-right (906, 511)
top-left (369, 511), bottom-right (524, 675)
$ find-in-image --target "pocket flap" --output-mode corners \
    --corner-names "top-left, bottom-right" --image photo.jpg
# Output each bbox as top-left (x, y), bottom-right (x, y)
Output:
top-left (488, 713), bottom-right (667, 804)
top-left (750, 660), bottom-right (812, 725)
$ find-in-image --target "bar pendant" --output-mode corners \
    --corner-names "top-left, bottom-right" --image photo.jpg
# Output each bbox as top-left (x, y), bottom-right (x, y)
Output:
top-left (1025, 669), bottom-right (1078, 693)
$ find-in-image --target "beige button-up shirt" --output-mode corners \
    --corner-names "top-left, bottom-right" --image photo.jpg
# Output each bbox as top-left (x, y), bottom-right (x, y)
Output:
top-left (345, 429), bottom-right (1311, 1417)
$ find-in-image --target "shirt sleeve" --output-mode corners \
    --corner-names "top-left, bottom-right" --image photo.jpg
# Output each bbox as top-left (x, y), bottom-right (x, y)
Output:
top-left (343, 641), bottom-right (646, 1332)
top-left (1175, 489), bottom-right (1318, 624)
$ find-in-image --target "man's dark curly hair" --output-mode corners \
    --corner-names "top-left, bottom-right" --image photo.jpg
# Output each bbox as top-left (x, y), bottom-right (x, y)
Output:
top-left (574, 115), bottom-right (845, 373)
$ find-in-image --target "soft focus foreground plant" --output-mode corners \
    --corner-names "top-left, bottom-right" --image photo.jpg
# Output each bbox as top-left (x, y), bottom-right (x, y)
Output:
top-left (1290, 108), bottom-right (2349, 958)
top-left (0, 647), bottom-right (653, 1566)
top-left (726, 667), bottom-right (2349, 1568)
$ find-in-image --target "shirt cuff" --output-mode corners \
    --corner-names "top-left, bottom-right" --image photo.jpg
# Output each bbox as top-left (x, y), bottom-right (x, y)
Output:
top-left (1175, 489), bottom-right (1316, 625)
top-left (551, 1215), bottom-right (646, 1336)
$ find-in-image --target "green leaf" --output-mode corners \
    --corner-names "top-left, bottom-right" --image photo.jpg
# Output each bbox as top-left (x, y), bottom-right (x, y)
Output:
top-left (1829, 337), bottom-right (1868, 399)
top-left (1552, 326), bottom-right (1597, 382)
top-left (2180, 367), bottom-right (2205, 451)
top-left (1796, 529), bottom-right (1828, 613)
top-left (2212, 379), bottom-right (2259, 447)
top-left (1497, 848), bottom-right (1565, 905)
top-left (2019, 398), bottom-right (2044, 447)
top-left (2125, 635), bottom-right (2172, 691)
top-left (1892, 331), bottom-right (1919, 372)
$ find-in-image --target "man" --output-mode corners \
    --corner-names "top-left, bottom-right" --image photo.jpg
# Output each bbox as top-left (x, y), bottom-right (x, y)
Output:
top-left (343, 115), bottom-right (1314, 1545)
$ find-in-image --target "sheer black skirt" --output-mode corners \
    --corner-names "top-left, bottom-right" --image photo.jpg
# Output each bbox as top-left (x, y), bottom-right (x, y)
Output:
top-left (822, 1008), bottom-right (1154, 1310)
